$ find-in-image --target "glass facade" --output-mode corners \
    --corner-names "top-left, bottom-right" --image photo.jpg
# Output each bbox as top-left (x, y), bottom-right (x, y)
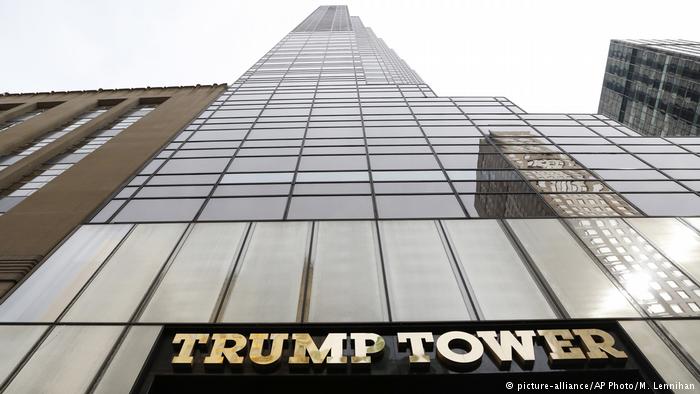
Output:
top-left (599, 39), bottom-right (700, 136)
top-left (0, 5), bottom-right (698, 392)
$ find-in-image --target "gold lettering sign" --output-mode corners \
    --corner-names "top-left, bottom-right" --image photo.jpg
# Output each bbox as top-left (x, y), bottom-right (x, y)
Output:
top-left (170, 328), bottom-right (628, 371)
top-left (537, 329), bottom-right (586, 367)
top-left (289, 333), bottom-right (347, 368)
top-left (248, 333), bottom-right (287, 369)
top-left (435, 331), bottom-right (484, 370)
top-left (477, 330), bottom-right (536, 369)
top-left (396, 332), bottom-right (433, 370)
top-left (350, 333), bottom-right (385, 366)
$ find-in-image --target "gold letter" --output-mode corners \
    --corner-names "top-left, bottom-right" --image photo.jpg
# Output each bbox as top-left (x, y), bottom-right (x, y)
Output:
top-left (572, 329), bottom-right (627, 363)
top-left (350, 333), bottom-right (385, 365)
top-left (289, 333), bottom-right (347, 368)
top-left (537, 329), bottom-right (586, 367)
top-left (203, 333), bottom-right (247, 367)
top-left (397, 332), bottom-right (434, 369)
top-left (172, 333), bottom-right (209, 367)
top-left (477, 330), bottom-right (536, 369)
top-left (248, 333), bottom-right (287, 369)
top-left (436, 331), bottom-right (484, 371)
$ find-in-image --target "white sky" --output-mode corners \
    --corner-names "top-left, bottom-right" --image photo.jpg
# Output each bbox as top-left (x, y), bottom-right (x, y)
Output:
top-left (1, 0), bottom-right (698, 113)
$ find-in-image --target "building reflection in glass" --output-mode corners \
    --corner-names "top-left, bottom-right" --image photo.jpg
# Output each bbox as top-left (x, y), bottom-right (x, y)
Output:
top-left (479, 131), bottom-right (640, 217)
top-left (569, 218), bottom-right (700, 316)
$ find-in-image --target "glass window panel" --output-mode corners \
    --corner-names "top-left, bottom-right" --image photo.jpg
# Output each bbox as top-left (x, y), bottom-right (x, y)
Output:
top-left (213, 184), bottom-right (290, 196)
top-left (623, 193), bottom-right (700, 216)
top-left (606, 181), bottom-right (687, 192)
top-left (303, 146), bottom-right (366, 155)
top-left (443, 220), bottom-right (556, 320)
top-left (90, 199), bottom-right (125, 223)
top-left (147, 174), bottom-right (219, 185)
top-left (377, 195), bottom-right (464, 218)
top-left (221, 173), bottom-right (294, 184)
top-left (188, 130), bottom-right (247, 141)
top-left (247, 129), bottom-right (305, 139)
top-left (237, 147), bottom-right (300, 156)
top-left (372, 170), bottom-right (445, 181)
top-left (664, 170), bottom-right (700, 179)
top-left (594, 169), bottom-right (669, 180)
top-left (227, 156), bottom-right (297, 172)
top-left (438, 154), bottom-right (483, 169)
top-left (370, 154), bottom-right (439, 170)
top-left (296, 171), bottom-right (369, 182)
top-left (681, 180), bottom-right (700, 191)
top-left (113, 199), bottom-right (204, 222)
top-left (287, 196), bottom-right (374, 219)
top-left (199, 197), bottom-right (287, 220)
top-left (535, 126), bottom-right (597, 137)
top-left (307, 221), bottom-right (387, 322)
top-left (507, 219), bottom-right (639, 318)
top-left (659, 320), bottom-right (700, 365)
top-left (172, 149), bottom-right (237, 158)
top-left (4, 326), bottom-right (122, 394)
top-left (422, 126), bottom-right (481, 137)
top-left (158, 157), bottom-right (229, 174)
top-left (374, 182), bottom-right (452, 194)
top-left (627, 218), bottom-right (700, 284)
top-left (61, 224), bottom-right (186, 322)
top-left (220, 222), bottom-right (310, 322)
top-left (572, 154), bottom-right (649, 169)
top-left (0, 225), bottom-right (131, 322)
top-left (379, 220), bottom-right (471, 321)
top-left (637, 154), bottom-right (700, 169)
top-left (364, 126), bottom-right (422, 137)
top-left (139, 223), bottom-right (247, 322)
top-left (368, 145), bottom-right (432, 154)
top-left (298, 155), bottom-right (368, 171)
top-left (135, 185), bottom-right (213, 198)
top-left (293, 182), bottom-right (370, 195)
top-left (306, 128), bottom-right (363, 138)
top-left (0, 326), bottom-right (47, 384)
top-left (620, 321), bottom-right (699, 388)
top-left (92, 326), bottom-right (162, 394)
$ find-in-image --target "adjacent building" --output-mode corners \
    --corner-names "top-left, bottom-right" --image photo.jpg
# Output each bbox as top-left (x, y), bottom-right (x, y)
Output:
top-left (599, 39), bottom-right (700, 136)
top-left (0, 6), bottom-right (698, 393)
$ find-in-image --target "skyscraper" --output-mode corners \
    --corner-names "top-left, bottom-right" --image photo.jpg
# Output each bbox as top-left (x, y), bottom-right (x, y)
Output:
top-left (0, 6), bottom-right (698, 392)
top-left (599, 39), bottom-right (700, 137)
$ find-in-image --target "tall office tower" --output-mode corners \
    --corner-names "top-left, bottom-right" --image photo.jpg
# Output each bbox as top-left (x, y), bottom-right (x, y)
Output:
top-left (0, 6), bottom-right (699, 392)
top-left (599, 39), bottom-right (700, 136)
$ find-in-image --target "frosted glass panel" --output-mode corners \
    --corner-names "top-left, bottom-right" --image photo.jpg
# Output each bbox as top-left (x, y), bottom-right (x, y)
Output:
top-left (93, 325), bottom-right (162, 394)
top-left (628, 218), bottom-right (700, 284)
top-left (379, 220), bottom-right (471, 321)
top-left (0, 326), bottom-right (46, 385)
top-left (5, 325), bottom-right (122, 394)
top-left (139, 223), bottom-right (248, 322)
top-left (0, 225), bottom-right (131, 322)
top-left (508, 219), bottom-right (638, 318)
top-left (620, 321), bottom-right (699, 388)
top-left (307, 221), bottom-right (387, 322)
top-left (443, 220), bottom-right (556, 320)
top-left (62, 224), bottom-right (186, 322)
top-left (220, 222), bottom-right (311, 323)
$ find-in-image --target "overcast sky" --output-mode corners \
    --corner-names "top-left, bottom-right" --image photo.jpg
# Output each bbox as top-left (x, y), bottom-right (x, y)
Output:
top-left (1, 0), bottom-right (698, 113)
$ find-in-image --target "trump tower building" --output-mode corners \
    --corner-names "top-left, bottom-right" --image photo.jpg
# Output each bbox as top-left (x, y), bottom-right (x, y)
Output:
top-left (0, 6), bottom-right (698, 393)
